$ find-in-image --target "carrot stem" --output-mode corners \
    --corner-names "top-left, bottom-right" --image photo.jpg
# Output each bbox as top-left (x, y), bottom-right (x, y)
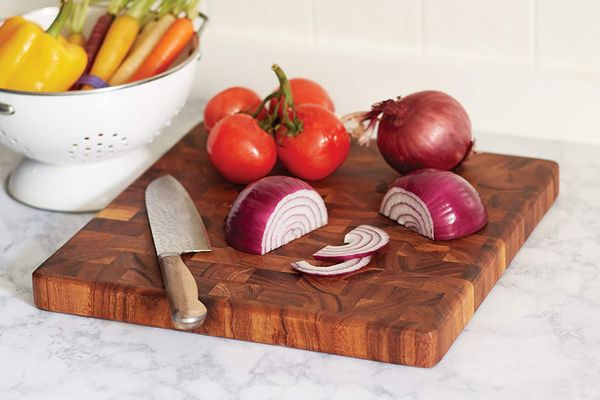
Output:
top-left (172, 0), bottom-right (187, 15)
top-left (108, 0), bottom-right (129, 15)
top-left (127, 0), bottom-right (155, 20)
top-left (185, 0), bottom-right (200, 19)
top-left (67, 0), bottom-right (91, 36)
top-left (158, 0), bottom-right (177, 17)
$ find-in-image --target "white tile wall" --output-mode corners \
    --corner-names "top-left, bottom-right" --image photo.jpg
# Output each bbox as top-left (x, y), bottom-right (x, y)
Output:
top-left (537, 0), bottom-right (600, 72)
top-left (208, 0), bottom-right (312, 43)
top-left (0, 0), bottom-right (51, 17)
top-left (5, 0), bottom-right (600, 78)
top-left (4, 0), bottom-right (600, 144)
top-left (422, 0), bottom-right (532, 64)
top-left (313, 0), bottom-right (420, 54)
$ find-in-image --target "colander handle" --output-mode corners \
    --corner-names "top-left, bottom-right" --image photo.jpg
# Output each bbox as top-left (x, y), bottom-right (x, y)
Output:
top-left (196, 12), bottom-right (209, 38)
top-left (0, 102), bottom-right (15, 116)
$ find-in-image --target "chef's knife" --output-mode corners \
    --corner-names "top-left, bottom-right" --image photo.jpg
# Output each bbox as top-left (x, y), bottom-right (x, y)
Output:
top-left (145, 175), bottom-right (210, 330)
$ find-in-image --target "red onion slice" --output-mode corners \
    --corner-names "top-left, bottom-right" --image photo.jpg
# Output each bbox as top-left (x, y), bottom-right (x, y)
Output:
top-left (313, 225), bottom-right (389, 262)
top-left (291, 256), bottom-right (372, 276)
top-left (380, 169), bottom-right (487, 240)
top-left (225, 176), bottom-right (328, 255)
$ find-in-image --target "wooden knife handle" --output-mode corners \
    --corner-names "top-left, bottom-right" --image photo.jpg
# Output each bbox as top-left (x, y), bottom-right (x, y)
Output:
top-left (158, 254), bottom-right (207, 330)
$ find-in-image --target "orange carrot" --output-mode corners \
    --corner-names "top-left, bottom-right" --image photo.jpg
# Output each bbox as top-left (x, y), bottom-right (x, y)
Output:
top-left (128, 17), bottom-right (194, 82)
top-left (83, 0), bottom-right (154, 89)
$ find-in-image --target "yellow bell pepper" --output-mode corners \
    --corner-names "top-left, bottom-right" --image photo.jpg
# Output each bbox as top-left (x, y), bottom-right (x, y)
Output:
top-left (0, 1), bottom-right (87, 92)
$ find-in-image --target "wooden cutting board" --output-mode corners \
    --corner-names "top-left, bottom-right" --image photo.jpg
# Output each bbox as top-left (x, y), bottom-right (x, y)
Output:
top-left (32, 124), bottom-right (559, 367)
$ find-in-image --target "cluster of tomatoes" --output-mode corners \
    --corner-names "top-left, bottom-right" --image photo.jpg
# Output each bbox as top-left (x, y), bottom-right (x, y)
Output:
top-left (203, 65), bottom-right (350, 184)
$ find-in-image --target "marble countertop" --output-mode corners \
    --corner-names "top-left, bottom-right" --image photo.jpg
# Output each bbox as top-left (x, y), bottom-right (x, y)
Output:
top-left (1, 92), bottom-right (599, 399)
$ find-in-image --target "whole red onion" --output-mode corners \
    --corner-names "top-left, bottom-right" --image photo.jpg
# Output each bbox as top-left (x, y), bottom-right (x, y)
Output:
top-left (350, 91), bottom-right (473, 174)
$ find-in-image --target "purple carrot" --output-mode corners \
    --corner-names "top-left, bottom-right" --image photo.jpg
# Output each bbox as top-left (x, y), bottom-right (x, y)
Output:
top-left (72, 14), bottom-right (114, 90)
top-left (84, 13), bottom-right (115, 75)
top-left (73, 0), bottom-right (128, 89)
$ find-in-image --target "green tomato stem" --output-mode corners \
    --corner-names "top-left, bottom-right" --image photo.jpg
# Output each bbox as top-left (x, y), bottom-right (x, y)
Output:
top-left (271, 64), bottom-right (303, 136)
top-left (251, 92), bottom-right (277, 119)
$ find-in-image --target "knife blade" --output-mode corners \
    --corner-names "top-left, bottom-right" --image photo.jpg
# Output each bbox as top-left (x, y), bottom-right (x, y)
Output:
top-left (145, 175), bottom-right (210, 330)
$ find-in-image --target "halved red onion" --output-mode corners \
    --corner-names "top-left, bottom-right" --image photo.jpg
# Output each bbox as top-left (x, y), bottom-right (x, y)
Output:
top-left (225, 176), bottom-right (328, 255)
top-left (291, 256), bottom-right (372, 276)
top-left (313, 225), bottom-right (389, 262)
top-left (380, 169), bottom-right (487, 240)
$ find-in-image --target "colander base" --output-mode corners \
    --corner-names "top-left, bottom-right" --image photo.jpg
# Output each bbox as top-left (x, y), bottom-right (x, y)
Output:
top-left (7, 148), bottom-right (154, 212)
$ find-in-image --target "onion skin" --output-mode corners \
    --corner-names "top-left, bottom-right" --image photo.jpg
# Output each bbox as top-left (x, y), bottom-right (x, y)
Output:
top-left (375, 91), bottom-right (473, 174)
top-left (225, 176), bottom-right (328, 255)
top-left (381, 169), bottom-right (487, 240)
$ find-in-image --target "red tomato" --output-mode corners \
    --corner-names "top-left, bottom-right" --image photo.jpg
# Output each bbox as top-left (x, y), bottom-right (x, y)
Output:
top-left (207, 114), bottom-right (277, 184)
top-left (276, 104), bottom-right (349, 181)
top-left (270, 78), bottom-right (335, 113)
top-left (204, 87), bottom-right (262, 131)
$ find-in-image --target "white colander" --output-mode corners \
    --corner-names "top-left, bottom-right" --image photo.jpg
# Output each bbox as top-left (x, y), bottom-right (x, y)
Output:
top-left (0, 6), bottom-right (205, 212)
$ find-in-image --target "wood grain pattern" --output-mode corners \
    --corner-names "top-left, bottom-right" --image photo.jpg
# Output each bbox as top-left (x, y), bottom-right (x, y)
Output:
top-left (32, 124), bottom-right (559, 367)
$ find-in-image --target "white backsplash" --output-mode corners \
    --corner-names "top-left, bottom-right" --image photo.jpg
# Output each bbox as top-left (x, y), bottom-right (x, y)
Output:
top-left (3, 0), bottom-right (600, 144)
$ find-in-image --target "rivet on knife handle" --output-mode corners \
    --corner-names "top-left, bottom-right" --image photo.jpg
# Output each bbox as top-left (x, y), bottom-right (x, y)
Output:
top-left (159, 253), bottom-right (207, 330)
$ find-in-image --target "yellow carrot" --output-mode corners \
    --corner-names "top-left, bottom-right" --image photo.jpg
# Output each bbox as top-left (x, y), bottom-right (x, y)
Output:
top-left (67, 32), bottom-right (87, 47)
top-left (110, 13), bottom-right (176, 85)
top-left (83, 0), bottom-right (154, 89)
top-left (66, 0), bottom-right (90, 48)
